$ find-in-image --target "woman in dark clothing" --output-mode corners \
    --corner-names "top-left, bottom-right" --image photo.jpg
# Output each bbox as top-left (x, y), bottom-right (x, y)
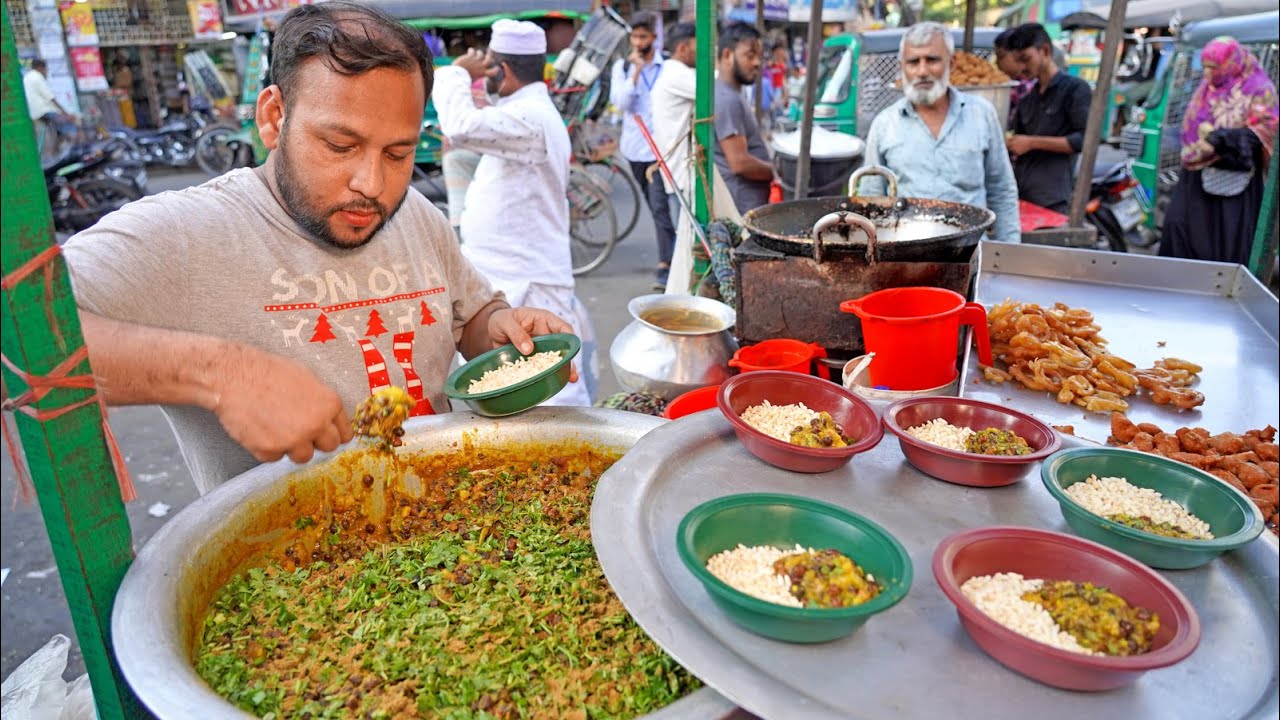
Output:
top-left (1160, 37), bottom-right (1278, 266)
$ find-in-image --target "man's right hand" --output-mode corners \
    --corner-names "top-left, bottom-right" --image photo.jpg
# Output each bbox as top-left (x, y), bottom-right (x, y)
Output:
top-left (628, 50), bottom-right (648, 81)
top-left (211, 347), bottom-right (353, 465)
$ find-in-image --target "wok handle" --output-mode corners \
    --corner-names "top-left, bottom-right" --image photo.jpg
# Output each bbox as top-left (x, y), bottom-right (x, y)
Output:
top-left (960, 303), bottom-right (993, 367)
top-left (811, 211), bottom-right (877, 264)
top-left (848, 164), bottom-right (899, 200)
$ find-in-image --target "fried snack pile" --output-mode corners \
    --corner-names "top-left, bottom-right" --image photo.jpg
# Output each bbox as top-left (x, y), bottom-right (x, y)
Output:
top-left (1109, 413), bottom-right (1279, 535)
top-left (951, 51), bottom-right (1011, 86)
top-left (981, 300), bottom-right (1205, 413)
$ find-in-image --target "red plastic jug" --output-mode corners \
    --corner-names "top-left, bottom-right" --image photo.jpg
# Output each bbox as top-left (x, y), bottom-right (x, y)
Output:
top-left (840, 287), bottom-right (992, 391)
top-left (728, 339), bottom-right (830, 379)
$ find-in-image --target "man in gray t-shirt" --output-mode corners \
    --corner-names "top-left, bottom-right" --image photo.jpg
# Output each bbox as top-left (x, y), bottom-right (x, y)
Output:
top-left (712, 22), bottom-right (774, 214)
top-left (60, 3), bottom-right (578, 494)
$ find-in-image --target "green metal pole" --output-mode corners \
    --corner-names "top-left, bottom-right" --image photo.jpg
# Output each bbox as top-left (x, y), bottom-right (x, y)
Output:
top-left (1247, 143), bottom-right (1279, 286)
top-left (1, 8), bottom-right (147, 720)
top-left (693, 0), bottom-right (716, 226)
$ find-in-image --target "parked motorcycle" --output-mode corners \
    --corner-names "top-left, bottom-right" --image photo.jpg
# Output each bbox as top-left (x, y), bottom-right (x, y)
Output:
top-left (1085, 161), bottom-right (1158, 253)
top-left (46, 143), bottom-right (145, 233)
top-left (195, 123), bottom-right (257, 176)
top-left (109, 109), bottom-right (215, 168)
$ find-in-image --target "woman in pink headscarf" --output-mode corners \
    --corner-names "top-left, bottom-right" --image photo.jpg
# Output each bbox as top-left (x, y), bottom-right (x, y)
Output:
top-left (1160, 36), bottom-right (1278, 265)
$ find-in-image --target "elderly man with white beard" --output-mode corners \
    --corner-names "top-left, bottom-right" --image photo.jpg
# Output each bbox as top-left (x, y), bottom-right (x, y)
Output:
top-left (859, 22), bottom-right (1020, 243)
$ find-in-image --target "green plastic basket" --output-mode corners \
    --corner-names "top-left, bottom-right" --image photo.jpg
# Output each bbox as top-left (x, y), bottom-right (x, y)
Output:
top-left (676, 493), bottom-right (913, 643)
top-left (444, 333), bottom-right (580, 417)
top-left (1041, 447), bottom-right (1266, 570)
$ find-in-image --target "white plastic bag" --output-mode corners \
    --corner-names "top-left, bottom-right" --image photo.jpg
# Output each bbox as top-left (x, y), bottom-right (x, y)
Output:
top-left (0, 634), bottom-right (96, 720)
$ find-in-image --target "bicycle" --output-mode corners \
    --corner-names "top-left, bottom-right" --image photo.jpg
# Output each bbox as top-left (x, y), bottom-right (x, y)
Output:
top-left (567, 164), bottom-right (618, 275)
top-left (570, 127), bottom-right (643, 245)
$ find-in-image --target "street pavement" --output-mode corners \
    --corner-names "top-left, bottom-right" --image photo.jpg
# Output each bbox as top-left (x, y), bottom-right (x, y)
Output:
top-left (1, 165), bottom-right (664, 680)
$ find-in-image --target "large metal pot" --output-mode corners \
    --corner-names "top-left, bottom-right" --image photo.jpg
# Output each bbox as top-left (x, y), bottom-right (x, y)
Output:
top-left (111, 408), bottom-right (736, 719)
top-left (610, 294), bottom-right (740, 401)
top-left (741, 166), bottom-right (996, 263)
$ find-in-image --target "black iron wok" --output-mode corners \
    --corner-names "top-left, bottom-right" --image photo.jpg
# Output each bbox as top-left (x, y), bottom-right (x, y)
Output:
top-left (741, 166), bottom-right (996, 263)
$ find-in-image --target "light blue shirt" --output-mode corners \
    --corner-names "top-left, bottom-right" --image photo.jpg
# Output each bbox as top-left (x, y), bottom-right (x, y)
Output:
top-left (860, 88), bottom-right (1020, 243)
top-left (610, 55), bottom-right (664, 162)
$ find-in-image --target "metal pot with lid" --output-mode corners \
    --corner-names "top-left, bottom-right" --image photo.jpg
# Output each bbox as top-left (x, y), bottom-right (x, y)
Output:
top-left (741, 166), bottom-right (996, 264)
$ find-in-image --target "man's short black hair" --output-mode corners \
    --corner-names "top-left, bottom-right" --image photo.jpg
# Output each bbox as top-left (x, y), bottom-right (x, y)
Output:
top-left (994, 28), bottom-right (1013, 51)
top-left (1004, 23), bottom-right (1053, 52)
top-left (667, 22), bottom-right (696, 48)
top-left (31, 58), bottom-right (47, 72)
top-left (271, 0), bottom-right (433, 108)
top-left (630, 11), bottom-right (658, 34)
top-left (718, 21), bottom-right (762, 55)
top-left (492, 51), bottom-right (546, 85)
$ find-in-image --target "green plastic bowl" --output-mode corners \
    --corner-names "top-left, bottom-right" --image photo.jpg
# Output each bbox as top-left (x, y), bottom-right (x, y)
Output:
top-left (444, 333), bottom-right (580, 417)
top-left (1041, 447), bottom-right (1266, 570)
top-left (676, 493), bottom-right (913, 643)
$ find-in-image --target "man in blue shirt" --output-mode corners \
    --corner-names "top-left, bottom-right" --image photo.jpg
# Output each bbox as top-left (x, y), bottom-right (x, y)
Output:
top-left (859, 22), bottom-right (1020, 243)
top-left (610, 11), bottom-right (676, 289)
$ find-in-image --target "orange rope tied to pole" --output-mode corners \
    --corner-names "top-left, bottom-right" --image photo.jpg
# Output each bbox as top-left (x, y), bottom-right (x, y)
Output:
top-left (1, 245), bottom-right (136, 505)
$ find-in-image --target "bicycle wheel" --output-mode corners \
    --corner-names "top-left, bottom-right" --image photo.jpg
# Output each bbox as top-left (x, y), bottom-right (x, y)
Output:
top-left (568, 169), bottom-right (617, 276)
top-left (196, 127), bottom-right (250, 176)
top-left (584, 158), bottom-right (642, 243)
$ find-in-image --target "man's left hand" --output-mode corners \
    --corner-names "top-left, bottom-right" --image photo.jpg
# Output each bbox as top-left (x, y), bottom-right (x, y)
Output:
top-left (454, 48), bottom-right (490, 82)
top-left (487, 307), bottom-right (579, 382)
top-left (1006, 134), bottom-right (1035, 157)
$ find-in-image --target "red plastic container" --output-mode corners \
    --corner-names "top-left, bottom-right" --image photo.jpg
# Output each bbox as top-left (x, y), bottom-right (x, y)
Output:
top-left (664, 385), bottom-right (720, 420)
top-left (933, 526), bottom-right (1201, 691)
top-left (728, 339), bottom-right (830, 379)
top-left (881, 396), bottom-right (1062, 487)
top-left (840, 287), bottom-right (992, 391)
top-left (717, 370), bottom-right (883, 473)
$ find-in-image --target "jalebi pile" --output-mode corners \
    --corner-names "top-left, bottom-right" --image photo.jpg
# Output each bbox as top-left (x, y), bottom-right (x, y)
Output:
top-left (980, 299), bottom-right (1205, 413)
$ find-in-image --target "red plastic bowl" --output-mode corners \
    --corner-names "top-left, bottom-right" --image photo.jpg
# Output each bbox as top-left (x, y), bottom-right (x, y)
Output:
top-left (664, 385), bottom-right (720, 420)
top-left (717, 370), bottom-right (883, 473)
top-left (933, 526), bottom-right (1201, 691)
top-left (882, 396), bottom-right (1061, 487)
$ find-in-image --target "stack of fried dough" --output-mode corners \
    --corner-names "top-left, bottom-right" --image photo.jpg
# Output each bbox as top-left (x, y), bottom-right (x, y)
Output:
top-left (981, 300), bottom-right (1206, 413)
top-left (1109, 412), bottom-right (1279, 534)
top-left (951, 51), bottom-right (1011, 86)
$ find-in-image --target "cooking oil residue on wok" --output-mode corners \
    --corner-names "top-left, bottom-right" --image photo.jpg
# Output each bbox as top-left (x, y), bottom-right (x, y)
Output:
top-left (818, 219), bottom-right (960, 244)
top-left (641, 307), bottom-right (727, 333)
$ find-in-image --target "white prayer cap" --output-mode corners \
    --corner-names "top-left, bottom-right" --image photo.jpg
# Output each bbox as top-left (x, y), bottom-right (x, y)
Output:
top-left (489, 19), bottom-right (546, 55)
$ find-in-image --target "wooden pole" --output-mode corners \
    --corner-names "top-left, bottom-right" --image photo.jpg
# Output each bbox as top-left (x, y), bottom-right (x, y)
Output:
top-left (963, 0), bottom-right (977, 53)
top-left (1068, 0), bottom-right (1128, 227)
top-left (0, 8), bottom-right (147, 719)
top-left (693, 0), bottom-right (716, 225)
top-left (795, 0), bottom-right (824, 199)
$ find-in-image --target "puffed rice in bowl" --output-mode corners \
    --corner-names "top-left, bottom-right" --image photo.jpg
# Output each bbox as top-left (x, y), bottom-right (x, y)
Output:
top-left (677, 493), bottom-right (912, 643)
top-left (1042, 447), bottom-right (1266, 569)
top-left (933, 526), bottom-right (1201, 691)
top-left (717, 371), bottom-right (883, 473)
top-left (882, 396), bottom-right (1061, 487)
top-left (445, 334), bottom-right (580, 417)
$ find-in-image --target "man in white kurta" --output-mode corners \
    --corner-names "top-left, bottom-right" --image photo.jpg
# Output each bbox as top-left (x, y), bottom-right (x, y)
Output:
top-left (434, 20), bottom-right (595, 405)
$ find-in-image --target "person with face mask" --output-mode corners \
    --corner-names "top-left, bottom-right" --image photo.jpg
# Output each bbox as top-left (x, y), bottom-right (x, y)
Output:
top-left (859, 22), bottom-right (1020, 243)
top-left (713, 22), bottom-right (774, 214)
top-left (60, 2), bottom-right (579, 494)
top-left (1003, 23), bottom-right (1092, 214)
top-left (433, 18), bottom-right (596, 407)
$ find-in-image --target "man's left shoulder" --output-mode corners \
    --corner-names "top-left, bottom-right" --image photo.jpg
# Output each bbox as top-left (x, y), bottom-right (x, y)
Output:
top-left (1059, 73), bottom-right (1093, 95)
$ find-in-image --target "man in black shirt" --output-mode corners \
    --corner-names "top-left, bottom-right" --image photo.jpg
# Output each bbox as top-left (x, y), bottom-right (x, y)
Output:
top-left (1004, 23), bottom-right (1092, 213)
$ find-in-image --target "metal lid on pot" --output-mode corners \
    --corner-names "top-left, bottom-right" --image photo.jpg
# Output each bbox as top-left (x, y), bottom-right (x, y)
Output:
top-left (770, 126), bottom-right (865, 160)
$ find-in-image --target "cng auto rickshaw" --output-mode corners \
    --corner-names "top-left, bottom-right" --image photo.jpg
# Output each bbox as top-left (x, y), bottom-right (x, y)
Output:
top-left (1120, 10), bottom-right (1279, 231)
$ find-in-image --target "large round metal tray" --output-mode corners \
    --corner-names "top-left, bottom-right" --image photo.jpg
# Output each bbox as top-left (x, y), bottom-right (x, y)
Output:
top-left (592, 410), bottom-right (1280, 720)
top-left (113, 408), bottom-right (737, 719)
